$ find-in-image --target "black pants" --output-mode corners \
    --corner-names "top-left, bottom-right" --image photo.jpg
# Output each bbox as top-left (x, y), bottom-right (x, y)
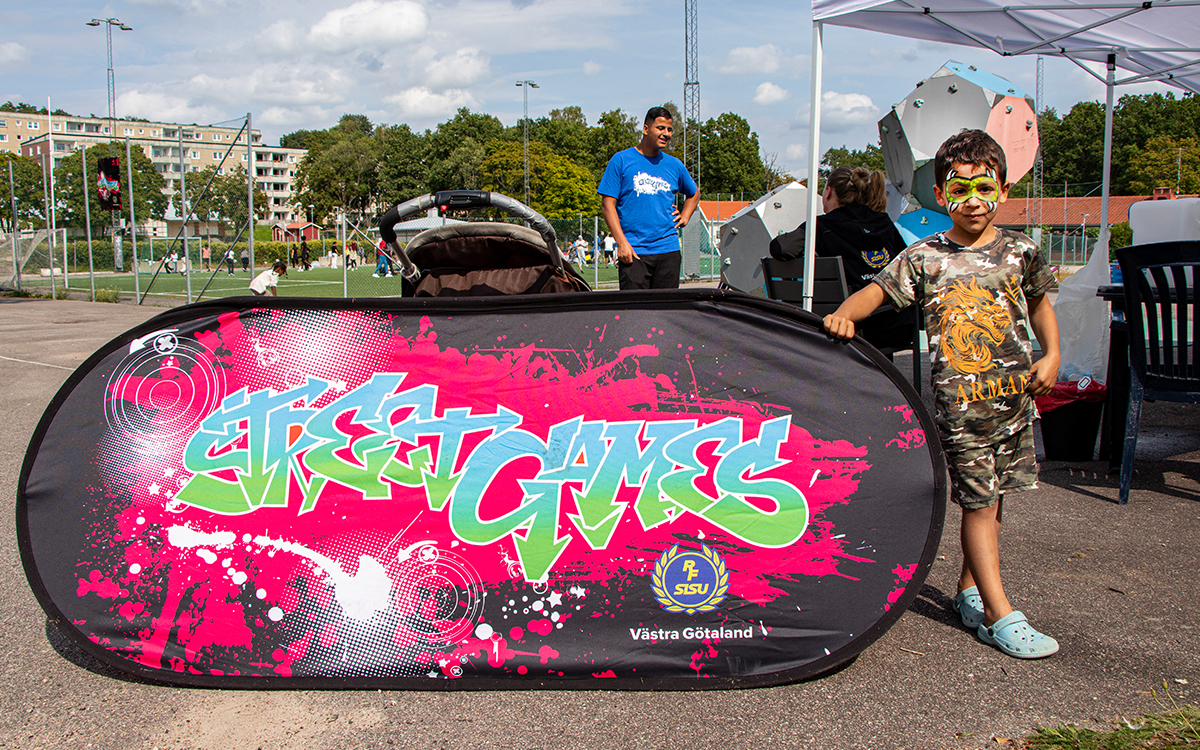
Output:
top-left (618, 251), bottom-right (681, 290)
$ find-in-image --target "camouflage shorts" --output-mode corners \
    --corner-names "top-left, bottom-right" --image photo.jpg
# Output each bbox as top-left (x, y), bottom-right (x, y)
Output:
top-left (945, 423), bottom-right (1038, 510)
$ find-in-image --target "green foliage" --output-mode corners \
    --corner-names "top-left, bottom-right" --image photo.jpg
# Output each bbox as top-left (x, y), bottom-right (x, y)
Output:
top-left (1109, 221), bottom-right (1132, 255)
top-left (1, 101), bottom-right (70, 115)
top-left (1126, 135), bottom-right (1200, 195)
top-left (820, 143), bottom-right (885, 178)
top-left (1040, 92), bottom-right (1200, 194)
top-left (53, 144), bottom-right (168, 236)
top-left (692, 113), bottom-right (765, 194)
top-left (95, 287), bottom-right (123, 303)
top-left (0, 152), bottom-right (45, 231)
top-left (588, 109), bottom-right (640, 181)
top-left (377, 124), bottom-right (429, 207)
top-left (481, 141), bottom-right (600, 217)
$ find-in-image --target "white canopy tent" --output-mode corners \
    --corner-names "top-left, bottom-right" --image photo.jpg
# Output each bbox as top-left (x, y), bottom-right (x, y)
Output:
top-left (799, 0), bottom-right (1200, 308)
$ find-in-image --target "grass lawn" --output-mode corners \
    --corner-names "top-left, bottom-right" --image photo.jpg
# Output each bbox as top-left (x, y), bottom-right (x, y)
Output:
top-left (19, 262), bottom-right (627, 301)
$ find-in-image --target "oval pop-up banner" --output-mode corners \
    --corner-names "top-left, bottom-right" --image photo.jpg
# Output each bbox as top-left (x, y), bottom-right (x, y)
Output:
top-left (19, 290), bottom-right (945, 689)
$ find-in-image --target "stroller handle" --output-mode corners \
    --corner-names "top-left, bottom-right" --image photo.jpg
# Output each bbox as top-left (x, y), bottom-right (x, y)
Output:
top-left (378, 191), bottom-right (563, 272)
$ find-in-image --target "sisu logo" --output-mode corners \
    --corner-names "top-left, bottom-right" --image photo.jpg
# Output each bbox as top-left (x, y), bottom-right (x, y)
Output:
top-left (175, 373), bottom-right (809, 583)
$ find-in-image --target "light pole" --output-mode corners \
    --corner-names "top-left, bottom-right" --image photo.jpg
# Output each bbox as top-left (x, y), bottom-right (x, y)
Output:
top-left (1080, 213), bottom-right (1089, 265)
top-left (515, 80), bottom-right (539, 206)
top-left (87, 17), bottom-right (132, 272)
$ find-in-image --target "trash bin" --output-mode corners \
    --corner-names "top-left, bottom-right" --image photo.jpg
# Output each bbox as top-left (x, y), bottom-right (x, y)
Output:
top-left (1036, 380), bottom-right (1108, 461)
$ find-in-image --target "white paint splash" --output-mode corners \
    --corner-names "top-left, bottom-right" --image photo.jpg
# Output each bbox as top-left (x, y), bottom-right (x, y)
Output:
top-left (166, 525), bottom-right (236, 549)
top-left (254, 535), bottom-right (391, 622)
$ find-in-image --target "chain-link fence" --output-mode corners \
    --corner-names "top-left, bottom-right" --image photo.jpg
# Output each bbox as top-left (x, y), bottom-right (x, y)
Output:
top-left (4, 211), bottom-right (720, 301)
top-left (1042, 233), bottom-right (1093, 267)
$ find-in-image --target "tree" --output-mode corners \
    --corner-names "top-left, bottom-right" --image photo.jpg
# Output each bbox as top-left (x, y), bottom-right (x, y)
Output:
top-left (762, 152), bottom-right (795, 191)
top-left (692, 112), bottom-right (765, 194)
top-left (481, 141), bottom-right (600, 217)
top-left (378, 124), bottom-right (429, 207)
top-left (820, 144), bottom-right (885, 175)
top-left (53, 144), bottom-right (168, 237)
top-left (0, 153), bottom-right (46, 232)
top-left (587, 109), bottom-right (640, 182)
top-left (527, 107), bottom-right (591, 167)
top-left (172, 164), bottom-right (224, 235)
top-left (296, 135), bottom-right (382, 223)
top-left (213, 165), bottom-right (268, 234)
top-left (427, 138), bottom-right (488, 194)
top-left (1126, 135), bottom-right (1200, 195)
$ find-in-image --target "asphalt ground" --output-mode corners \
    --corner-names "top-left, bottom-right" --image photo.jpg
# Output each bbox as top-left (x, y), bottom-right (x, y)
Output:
top-left (1, 297), bottom-right (1197, 750)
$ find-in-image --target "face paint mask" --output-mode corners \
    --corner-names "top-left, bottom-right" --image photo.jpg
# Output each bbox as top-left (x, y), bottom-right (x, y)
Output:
top-left (943, 170), bottom-right (1001, 213)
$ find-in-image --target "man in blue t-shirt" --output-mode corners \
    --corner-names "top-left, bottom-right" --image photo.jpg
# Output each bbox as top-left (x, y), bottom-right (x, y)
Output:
top-left (598, 106), bottom-right (699, 289)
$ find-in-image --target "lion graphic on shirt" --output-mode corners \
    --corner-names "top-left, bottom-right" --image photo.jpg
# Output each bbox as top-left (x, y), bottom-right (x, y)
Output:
top-left (939, 277), bottom-right (1012, 375)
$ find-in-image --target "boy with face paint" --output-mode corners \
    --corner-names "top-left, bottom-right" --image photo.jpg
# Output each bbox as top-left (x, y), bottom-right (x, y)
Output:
top-left (823, 130), bottom-right (1062, 659)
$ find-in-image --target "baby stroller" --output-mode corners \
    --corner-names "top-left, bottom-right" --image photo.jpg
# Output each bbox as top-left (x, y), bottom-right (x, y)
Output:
top-left (378, 191), bottom-right (591, 297)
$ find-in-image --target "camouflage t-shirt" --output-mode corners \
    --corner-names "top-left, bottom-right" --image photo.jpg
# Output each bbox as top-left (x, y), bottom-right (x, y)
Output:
top-left (872, 228), bottom-right (1055, 449)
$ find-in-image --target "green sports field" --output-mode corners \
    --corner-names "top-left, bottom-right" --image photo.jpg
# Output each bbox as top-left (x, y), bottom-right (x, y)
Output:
top-left (19, 263), bottom-right (623, 301)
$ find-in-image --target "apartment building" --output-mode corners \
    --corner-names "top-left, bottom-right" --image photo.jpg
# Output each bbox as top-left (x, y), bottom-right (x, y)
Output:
top-left (13, 111), bottom-right (306, 226)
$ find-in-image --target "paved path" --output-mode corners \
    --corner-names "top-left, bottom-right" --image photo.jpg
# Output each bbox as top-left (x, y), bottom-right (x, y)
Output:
top-left (1, 298), bottom-right (1197, 750)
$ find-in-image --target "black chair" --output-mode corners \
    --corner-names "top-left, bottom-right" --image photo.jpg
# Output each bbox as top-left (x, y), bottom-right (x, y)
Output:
top-left (761, 256), bottom-right (922, 391)
top-left (1115, 241), bottom-right (1200, 504)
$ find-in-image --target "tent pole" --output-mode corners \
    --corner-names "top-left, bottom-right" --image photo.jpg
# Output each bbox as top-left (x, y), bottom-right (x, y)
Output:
top-left (1099, 52), bottom-right (1116, 237)
top-left (803, 21), bottom-right (824, 312)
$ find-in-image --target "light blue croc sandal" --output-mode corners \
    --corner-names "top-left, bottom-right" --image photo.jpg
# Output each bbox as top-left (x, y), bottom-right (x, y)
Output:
top-left (953, 586), bottom-right (985, 629)
top-left (977, 611), bottom-right (1059, 659)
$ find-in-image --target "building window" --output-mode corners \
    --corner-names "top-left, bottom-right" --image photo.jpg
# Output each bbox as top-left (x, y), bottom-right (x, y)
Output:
top-left (212, 152), bottom-right (220, 159)
top-left (125, 128), bottom-right (134, 136)
top-left (67, 122), bottom-right (82, 132)
top-left (213, 133), bottom-right (221, 141)
top-left (191, 150), bottom-right (199, 158)
top-left (138, 129), bottom-right (144, 134)
top-left (28, 121), bottom-right (38, 130)
top-left (0, 135), bottom-right (6, 142)
top-left (0, 119), bottom-right (6, 127)
top-left (53, 123), bottom-right (62, 131)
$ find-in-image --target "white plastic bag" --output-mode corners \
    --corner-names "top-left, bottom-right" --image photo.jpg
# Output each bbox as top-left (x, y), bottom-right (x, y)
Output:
top-left (1052, 230), bottom-right (1111, 383)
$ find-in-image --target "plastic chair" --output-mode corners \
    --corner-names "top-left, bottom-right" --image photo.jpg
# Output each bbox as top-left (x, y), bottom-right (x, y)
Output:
top-left (761, 256), bottom-right (922, 391)
top-left (1115, 241), bottom-right (1200, 504)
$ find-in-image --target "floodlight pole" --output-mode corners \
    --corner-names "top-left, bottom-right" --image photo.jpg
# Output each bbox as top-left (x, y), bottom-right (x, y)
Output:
top-left (87, 17), bottom-right (132, 272)
top-left (802, 22), bottom-right (825, 312)
top-left (516, 80), bottom-right (538, 206)
top-left (179, 127), bottom-right (192, 303)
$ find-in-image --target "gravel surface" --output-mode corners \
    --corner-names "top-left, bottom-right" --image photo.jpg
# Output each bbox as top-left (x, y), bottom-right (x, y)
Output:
top-left (1, 297), bottom-right (1196, 750)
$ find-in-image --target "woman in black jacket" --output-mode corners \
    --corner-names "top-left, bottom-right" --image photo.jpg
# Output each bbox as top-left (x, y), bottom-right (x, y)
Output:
top-left (770, 166), bottom-right (917, 352)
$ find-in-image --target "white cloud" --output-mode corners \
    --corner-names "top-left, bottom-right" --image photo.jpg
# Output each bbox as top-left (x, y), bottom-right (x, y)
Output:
top-left (753, 82), bottom-right (790, 106)
top-left (583, 61), bottom-right (605, 76)
top-left (424, 48), bottom-right (490, 88)
top-left (261, 20), bottom-right (303, 53)
top-left (819, 91), bottom-right (881, 132)
top-left (385, 87), bottom-right (477, 118)
top-left (720, 44), bottom-right (781, 75)
top-left (309, 0), bottom-right (427, 53)
top-left (0, 42), bottom-right (29, 67)
top-left (115, 90), bottom-right (227, 125)
top-left (786, 143), bottom-right (808, 161)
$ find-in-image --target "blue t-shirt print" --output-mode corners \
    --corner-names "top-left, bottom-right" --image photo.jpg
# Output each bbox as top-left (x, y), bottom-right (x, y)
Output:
top-left (598, 148), bottom-right (697, 255)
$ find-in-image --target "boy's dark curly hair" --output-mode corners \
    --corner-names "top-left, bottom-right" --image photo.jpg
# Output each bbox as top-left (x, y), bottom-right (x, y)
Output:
top-left (934, 129), bottom-right (1008, 188)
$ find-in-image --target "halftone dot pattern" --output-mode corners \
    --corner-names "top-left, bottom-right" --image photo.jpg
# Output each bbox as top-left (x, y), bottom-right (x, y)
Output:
top-left (388, 544), bottom-right (486, 644)
top-left (104, 333), bottom-right (226, 451)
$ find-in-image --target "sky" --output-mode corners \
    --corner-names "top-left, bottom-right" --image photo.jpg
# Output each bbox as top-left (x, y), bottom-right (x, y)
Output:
top-left (1, 0), bottom-right (1182, 180)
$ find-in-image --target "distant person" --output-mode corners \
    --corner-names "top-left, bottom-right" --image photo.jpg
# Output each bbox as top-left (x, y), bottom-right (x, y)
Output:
top-left (823, 130), bottom-right (1062, 660)
top-left (240, 247), bottom-right (250, 272)
top-left (374, 239), bottom-right (393, 278)
top-left (603, 234), bottom-right (616, 266)
top-left (201, 243), bottom-right (211, 271)
top-left (598, 106), bottom-right (699, 290)
top-left (167, 250), bottom-right (179, 274)
top-left (347, 240), bottom-right (359, 269)
top-left (249, 261), bottom-right (287, 296)
top-left (769, 166), bottom-right (916, 353)
top-left (224, 248), bottom-right (237, 275)
top-left (300, 240), bottom-right (311, 272)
